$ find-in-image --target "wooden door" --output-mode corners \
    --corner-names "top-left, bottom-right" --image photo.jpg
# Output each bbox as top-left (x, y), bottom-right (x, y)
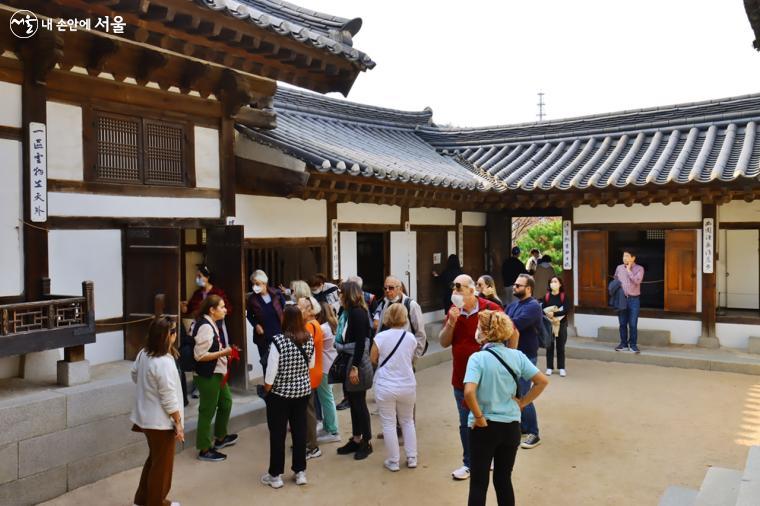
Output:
top-left (725, 229), bottom-right (760, 309)
top-left (463, 226), bottom-right (486, 278)
top-left (206, 225), bottom-right (248, 390)
top-left (664, 229), bottom-right (697, 312)
top-left (577, 231), bottom-right (608, 307)
top-left (124, 227), bottom-right (181, 359)
top-left (416, 228), bottom-right (449, 312)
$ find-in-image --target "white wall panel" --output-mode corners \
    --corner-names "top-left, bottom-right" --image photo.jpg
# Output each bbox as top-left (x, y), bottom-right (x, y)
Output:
top-left (462, 212), bottom-right (487, 227)
top-left (194, 126), bottom-right (220, 189)
top-left (86, 330), bottom-right (125, 364)
top-left (0, 140), bottom-right (23, 296)
top-left (724, 229), bottom-right (759, 309)
top-left (409, 207), bottom-right (456, 226)
top-left (574, 202), bottom-right (701, 224)
top-left (339, 231), bottom-right (357, 280)
top-left (236, 195), bottom-right (326, 238)
top-left (337, 203), bottom-right (400, 224)
top-left (49, 229), bottom-right (123, 319)
top-left (0, 81), bottom-right (21, 128)
top-left (447, 230), bottom-right (456, 257)
top-left (47, 101), bottom-right (83, 181)
top-left (49, 193), bottom-right (220, 218)
top-left (719, 201), bottom-right (760, 223)
top-left (715, 323), bottom-right (760, 350)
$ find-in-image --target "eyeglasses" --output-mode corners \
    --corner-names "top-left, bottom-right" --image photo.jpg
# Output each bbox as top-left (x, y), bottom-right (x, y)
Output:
top-left (513, 283), bottom-right (526, 288)
top-left (384, 286), bottom-right (400, 291)
top-left (450, 282), bottom-right (466, 290)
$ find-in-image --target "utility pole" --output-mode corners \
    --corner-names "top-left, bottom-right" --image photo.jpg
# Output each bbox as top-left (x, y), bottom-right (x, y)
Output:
top-left (537, 91), bottom-right (546, 121)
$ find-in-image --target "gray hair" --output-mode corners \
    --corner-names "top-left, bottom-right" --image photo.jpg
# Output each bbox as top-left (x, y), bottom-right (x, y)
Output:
top-left (347, 275), bottom-right (363, 288)
top-left (251, 269), bottom-right (268, 284)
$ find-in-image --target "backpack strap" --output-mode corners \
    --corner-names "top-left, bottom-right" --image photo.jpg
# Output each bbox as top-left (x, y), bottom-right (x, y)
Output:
top-left (484, 348), bottom-right (521, 399)
top-left (403, 297), bottom-right (417, 335)
top-left (378, 331), bottom-right (408, 369)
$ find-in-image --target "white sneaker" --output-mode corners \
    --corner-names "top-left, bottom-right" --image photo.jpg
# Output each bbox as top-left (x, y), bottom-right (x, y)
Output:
top-left (384, 459), bottom-right (400, 472)
top-left (294, 471), bottom-right (308, 486)
top-left (545, 368), bottom-right (553, 376)
top-left (407, 456), bottom-right (417, 468)
top-left (452, 466), bottom-right (470, 480)
top-left (317, 432), bottom-right (341, 444)
top-left (559, 369), bottom-right (567, 377)
top-left (316, 421), bottom-right (323, 432)
top-left (261, 473), bottom-right (284, 489)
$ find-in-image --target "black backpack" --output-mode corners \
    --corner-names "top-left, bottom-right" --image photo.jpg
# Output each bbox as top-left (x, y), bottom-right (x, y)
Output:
top-left (179, 318), bottom-right (219, 373)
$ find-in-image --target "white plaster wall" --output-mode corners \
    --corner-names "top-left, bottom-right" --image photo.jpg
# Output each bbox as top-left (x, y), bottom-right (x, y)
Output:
top-left (47, 101), bottom-right (83, 181)
top-left (236, 195), bottom-right (326, 238)
top-left (86, 330), bottom-right (125, 364)
top-left (719, 201), bottom-right (760, 223)
top-left (0, 81), bottom-right (21, 127)
top-left (447, 230), bottom-right (456, 257)
top-left (194, 126), bottom-right (220, 189)
top-left (337, 203), bottom-right (400, 224)
top-left (0, 140), bottom-right (23, 296)
top-left (235, 136), bottom-right (307, 172)
top-left (409, 207), bottom-right (456, 226)
top-left (462, 212), bottom-right (487, 227)
top-left (715, 323), bottom-right (760, 350)
top-left (722, 229), bottom-right (759, 309)
top-left (339, 231), bottom-right (357, 279)
top-left (49, 193), bottom-right (220, 218)
top-left (48, 229), bottom-right (123, 319)
top-left (574, 313), bottom-right (702, 344)
top-left (574, 202), bottom-right (701, 224)
top-left (0, 357), bottom-right (19, 380)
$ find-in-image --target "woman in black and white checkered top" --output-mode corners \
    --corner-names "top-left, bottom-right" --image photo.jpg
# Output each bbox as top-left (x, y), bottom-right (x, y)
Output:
top-left (260, 305), bottom-right (315, 489)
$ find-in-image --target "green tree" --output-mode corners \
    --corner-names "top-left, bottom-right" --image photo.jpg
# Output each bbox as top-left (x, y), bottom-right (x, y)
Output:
top-left (516, 219), bottom-right (563, 275)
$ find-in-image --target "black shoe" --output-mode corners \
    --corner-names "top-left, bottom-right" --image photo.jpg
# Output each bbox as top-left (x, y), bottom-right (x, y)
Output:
top-left (198, 449), bottom-right (227, 462)
top-left (354, 440), bottom-right (373, 460)
top-left (336, 398), bottom-right (350, 411)
top-left (337, 439), bottom-right (361, 455)
top-left (214, 434), bottom-right (239, 450)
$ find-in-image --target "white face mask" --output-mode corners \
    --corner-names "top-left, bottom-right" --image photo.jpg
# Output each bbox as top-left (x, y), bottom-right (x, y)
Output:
top-left (474, 290), bottom-right (480, 297)
top-left (253, 285), bottom-right (263, 294)
top-left (195, 277), bottom-right (205, 287)
top-left (550, 282), bottom-right (560, 291)
top-left (311, 286), bottom-right (322, 295)
top-left (451, 293), bottom-right (465, 309)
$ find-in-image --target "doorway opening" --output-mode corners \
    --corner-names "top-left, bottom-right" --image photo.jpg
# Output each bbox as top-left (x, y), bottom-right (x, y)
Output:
top-left (608, 230), bottom-right (665, 310)
top-left (356, 232), bottom-right (387, 301)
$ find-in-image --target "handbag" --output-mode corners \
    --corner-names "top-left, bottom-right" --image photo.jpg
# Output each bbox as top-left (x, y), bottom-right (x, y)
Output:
top-left (328, 351), bottom-right (351, 384)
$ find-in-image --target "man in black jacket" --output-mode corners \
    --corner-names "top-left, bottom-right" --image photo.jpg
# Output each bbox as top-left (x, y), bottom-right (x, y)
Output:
top-left (501, 247), bottom-right (527, 306)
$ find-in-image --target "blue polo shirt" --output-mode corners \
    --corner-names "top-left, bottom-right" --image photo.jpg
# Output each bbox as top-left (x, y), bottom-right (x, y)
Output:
top-left (463, 344), bottom-right (539, 426)
top-left (505, 297), bottom-right (543, 358)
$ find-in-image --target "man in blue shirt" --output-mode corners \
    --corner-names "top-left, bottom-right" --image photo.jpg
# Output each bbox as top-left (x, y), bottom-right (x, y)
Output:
top-left (504, 273), bottom-right (544, 449)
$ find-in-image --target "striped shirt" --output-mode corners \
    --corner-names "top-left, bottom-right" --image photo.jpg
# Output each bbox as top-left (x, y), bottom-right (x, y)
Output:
top-left (614, 264), bottom-right (645, 297)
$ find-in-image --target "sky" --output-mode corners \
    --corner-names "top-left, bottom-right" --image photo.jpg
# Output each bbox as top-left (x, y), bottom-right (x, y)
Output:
top-left (297, 0), bottom-right (760, 127)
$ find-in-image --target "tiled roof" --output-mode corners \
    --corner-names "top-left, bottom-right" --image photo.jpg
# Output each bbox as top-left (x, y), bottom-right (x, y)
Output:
top-left (238, 88), bottom-right (487, 190)
top-left (418, 94), bottom-right (760, 191)
top-left (196, 0), bottom-right (375, 70)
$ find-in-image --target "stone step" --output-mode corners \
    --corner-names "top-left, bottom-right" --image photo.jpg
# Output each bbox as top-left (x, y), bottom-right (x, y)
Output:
top-left (694, 467), bottom-right (742, 506)
top-left (597, 326), bottom-right (671, 347)
top-left (736, 446), bottom-right (760, 506)
top-left (747, 337), bottom-right (760, 355)
top-left (659, 486), bottom-right (698, 506)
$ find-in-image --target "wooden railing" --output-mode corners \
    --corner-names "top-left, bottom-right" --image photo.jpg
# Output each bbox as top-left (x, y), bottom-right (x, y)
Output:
top-left (0, 281), bottom-right (95, 358)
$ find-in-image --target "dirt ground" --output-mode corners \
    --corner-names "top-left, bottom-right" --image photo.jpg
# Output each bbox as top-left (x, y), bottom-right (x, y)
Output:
top-left (42, 358), bottom-right (760, 506)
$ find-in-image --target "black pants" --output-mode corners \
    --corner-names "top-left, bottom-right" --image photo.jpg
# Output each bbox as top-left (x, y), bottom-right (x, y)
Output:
top-left (346, 389), bottom-right (372, 440)
top-left (265, 393), bottom-right (309, 476)
top-left (546, 322), bottom-right (568, 370)
top-left (468, 421), bottom-right (521, 506)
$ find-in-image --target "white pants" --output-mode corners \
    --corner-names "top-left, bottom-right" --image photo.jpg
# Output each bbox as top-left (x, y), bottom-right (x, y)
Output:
top-left (375, 387), bottom-right (417, 464)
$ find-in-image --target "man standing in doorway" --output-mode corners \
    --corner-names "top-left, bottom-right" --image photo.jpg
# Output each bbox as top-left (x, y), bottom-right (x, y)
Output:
top-left (614, 249), bottom-right (644, 354)
top-left (439, 274), bottom-right (503, 481)
top-left (505, 274), bottom-right (544, 449)
top-left (501, 247), bottom-right (527, 307)
top-left (525, 248), bottom-right (541, 275)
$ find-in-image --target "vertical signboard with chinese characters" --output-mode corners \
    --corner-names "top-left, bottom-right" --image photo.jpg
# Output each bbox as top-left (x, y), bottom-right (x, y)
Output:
top-left (29, 122), bottom-right (47, 222)
top-left (331, 219), bottom-right (339, 280)
top-left (703, 218), bottom-right (714, 274)
top-left (562, 220), bottom-right (572, 270)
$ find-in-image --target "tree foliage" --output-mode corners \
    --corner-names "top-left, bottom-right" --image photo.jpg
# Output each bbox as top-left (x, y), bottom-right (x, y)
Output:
top-left (516, 218), bottom-right (563, 275)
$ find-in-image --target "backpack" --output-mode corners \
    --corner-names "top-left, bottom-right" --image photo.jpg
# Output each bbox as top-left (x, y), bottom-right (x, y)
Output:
top-left (544, 292), bottom-right (566, 306)
top-left (378, 297), bottom-right (417, 335)
top-left (179, 318), bottom-right (219, 373)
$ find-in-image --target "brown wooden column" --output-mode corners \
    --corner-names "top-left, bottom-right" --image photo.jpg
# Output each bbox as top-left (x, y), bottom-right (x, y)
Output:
top-left (701, 202), bottom-right (717, 338)
top-left (561, 206), bottom-right (575, 327)
top-left (18, 32), bottom-right (61, 302)
top-left (219, 116), bottom-right (236, 218)
top-left (486, 211), bottom-right (510, 294)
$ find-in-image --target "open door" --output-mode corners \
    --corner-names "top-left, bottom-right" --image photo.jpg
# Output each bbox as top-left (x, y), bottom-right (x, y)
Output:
top-left (416, 229), bottom-right (449, 312)
top-left (664, 229), bottom-right (697, 312)
top-left (577, 231), bottom-right (608, 307)
top-left (206, 225), bottom-right (248, 391)
top-left (391, 230), bottom-right (417, 300)
top-left (124, 227), bottom-right (181, 359)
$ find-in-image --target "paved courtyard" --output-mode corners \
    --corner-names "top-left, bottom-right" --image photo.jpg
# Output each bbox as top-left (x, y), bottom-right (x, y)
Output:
top-left (41, 358), bottom-right (760, 505)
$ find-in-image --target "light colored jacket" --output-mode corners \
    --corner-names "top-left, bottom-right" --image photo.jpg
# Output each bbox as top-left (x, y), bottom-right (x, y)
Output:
top-left (130, 349), bottom-right (183, 430)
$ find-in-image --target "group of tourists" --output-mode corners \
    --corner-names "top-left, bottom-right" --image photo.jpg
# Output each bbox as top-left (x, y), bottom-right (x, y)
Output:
top-left (127, 244), bottom-right (645, 506)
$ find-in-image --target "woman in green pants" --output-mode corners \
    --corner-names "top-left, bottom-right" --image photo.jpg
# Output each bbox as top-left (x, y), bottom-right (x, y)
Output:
top-left (193, 294), bottom-right (239, 462)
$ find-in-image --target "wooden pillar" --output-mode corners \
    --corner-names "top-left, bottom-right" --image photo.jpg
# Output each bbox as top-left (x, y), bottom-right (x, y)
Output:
top-left (486, 211), bottom-right (510, 293)
top-left (561, 207), bottom-right (575, 328)
top-left (219, 116), bottom-right (236, 219)
top-left (701, 202), bottom-right (717, 340)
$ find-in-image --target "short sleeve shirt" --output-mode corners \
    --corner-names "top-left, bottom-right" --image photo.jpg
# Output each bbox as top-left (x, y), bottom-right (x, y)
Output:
top-left (463, 344), bottom-right (539, 426)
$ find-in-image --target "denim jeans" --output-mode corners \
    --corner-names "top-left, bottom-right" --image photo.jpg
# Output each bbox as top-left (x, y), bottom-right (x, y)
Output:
top-left (517, 356), bottom-right (539, 437)
top-left (453, 388), bottom-right (471, 468)
top-left (618, 295), bottom-right (641, 347)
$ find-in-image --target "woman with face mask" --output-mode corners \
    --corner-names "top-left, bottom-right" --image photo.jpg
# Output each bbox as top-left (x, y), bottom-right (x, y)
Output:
top-left (475, 275), bottom-right (502, 306)
top-left (182, 265), bottom-right (232, 320)
top-left (246, 270), bottom-right (286, 394)
top-left (541, 276), bottom-right (570, 377)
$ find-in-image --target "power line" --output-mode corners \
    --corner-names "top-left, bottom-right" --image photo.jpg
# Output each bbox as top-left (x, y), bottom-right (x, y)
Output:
top-left (537, 91), bottom-right (546, 121)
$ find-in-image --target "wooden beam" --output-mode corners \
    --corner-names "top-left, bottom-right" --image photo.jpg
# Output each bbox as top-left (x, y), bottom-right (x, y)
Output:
top-left (86, 37), bottom-right (119, 76)
top-left (134, 48), bottom-right (168, 85)
top-left (701, 202), bottom-right (717, 338)
top-left (233, 106), bottom-right (277, 130)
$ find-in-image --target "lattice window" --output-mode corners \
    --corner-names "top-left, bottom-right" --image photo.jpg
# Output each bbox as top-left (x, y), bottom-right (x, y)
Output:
top-left (90, 110), bottom-right (189, 186)
top-left (143, 120), bottom-right (186, 185)
top-left (646, 229), bottom-right (665, 240)
top-left (95, 113), bottom-right (141, 183)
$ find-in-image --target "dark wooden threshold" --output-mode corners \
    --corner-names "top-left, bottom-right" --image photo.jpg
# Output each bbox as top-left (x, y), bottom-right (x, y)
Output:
top-left (244, 237), bottom-right (327, 248)
top-left (339, 223), bottom-right (402, 232)
top-left (48, 216), bottom-right (224, 229)
top-left (574, 306), bottom-right (701, 321)
top-left (574, 222), bottom-right (702, 231)
top-left (716, 313), bottom-right (760, 325)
